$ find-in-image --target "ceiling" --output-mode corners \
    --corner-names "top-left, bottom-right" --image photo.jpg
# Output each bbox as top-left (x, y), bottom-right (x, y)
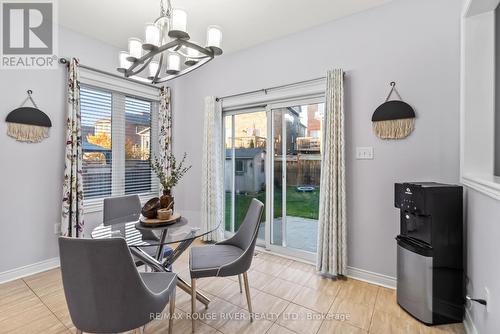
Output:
top-left (59, 0), bottom-right (392, 54)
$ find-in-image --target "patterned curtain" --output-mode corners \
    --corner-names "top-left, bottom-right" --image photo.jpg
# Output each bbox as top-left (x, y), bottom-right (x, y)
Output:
top-left (61, 58), bottom-right (84, 237)
top-left (158, 86), bottom-right (172, 188)
top-left (201, 97), bottom-right (224, 242)
top-left (317, 69), bottom-right (346, 276)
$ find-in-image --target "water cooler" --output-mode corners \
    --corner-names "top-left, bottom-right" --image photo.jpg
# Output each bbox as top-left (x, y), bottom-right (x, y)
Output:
top-left (394, 182), bottom-right (464, 325)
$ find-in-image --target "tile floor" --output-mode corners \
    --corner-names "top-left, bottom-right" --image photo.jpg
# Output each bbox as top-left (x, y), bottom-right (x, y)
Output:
top-left (0, 246), bottom-right (466, 334)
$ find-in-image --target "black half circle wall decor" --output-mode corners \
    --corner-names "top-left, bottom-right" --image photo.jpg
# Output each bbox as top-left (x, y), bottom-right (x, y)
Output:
top-left (372, 82), bottom-right (416, 139)
top-left (5, 90), bottom-right (52, 143)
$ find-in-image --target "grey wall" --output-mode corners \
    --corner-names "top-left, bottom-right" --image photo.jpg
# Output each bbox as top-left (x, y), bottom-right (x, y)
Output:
top-left (0, 27), bottom-right (119, 273)
top-left (170, 0), bottom-right (462, 278)
top-left (465, 189), bottom-right (500, 333)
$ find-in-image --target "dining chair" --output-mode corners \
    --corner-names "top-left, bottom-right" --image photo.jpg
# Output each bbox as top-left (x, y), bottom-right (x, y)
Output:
top-left (189, 198), bottom-right (264, 333)
top-left (59, 237), bottom-right (177, 334)
top-left (104, 194), bottom-right (173, 266)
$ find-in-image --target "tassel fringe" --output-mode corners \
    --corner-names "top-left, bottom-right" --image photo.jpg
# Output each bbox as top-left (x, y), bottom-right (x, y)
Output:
top-left (7, 123), bottom-right (49, 143)
top-left (372, 118), bottom-right (414, 139)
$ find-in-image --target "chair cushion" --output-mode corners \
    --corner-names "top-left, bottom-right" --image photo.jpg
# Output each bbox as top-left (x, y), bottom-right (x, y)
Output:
top-left (140, 272), bottom-right (177, 294)
top-left (190, 245), bottom-right (244, 278)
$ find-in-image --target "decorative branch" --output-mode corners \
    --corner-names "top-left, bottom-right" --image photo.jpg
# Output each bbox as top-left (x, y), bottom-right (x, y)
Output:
top-left (151, 152), bottom-right (192, 193)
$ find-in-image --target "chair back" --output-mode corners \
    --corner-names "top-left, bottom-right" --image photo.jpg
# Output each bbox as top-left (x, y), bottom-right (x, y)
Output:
top-left (58, 237), bottom-right (153, 332)
top-left (231, 198), bottom-right (264, 250)
top-left (103, 194), bottom-right (141, 226)
top-left (217, 198), bottom-right (264, 277)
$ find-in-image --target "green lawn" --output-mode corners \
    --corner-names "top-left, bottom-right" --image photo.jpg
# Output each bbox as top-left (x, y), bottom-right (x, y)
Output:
top-left (225, 186), bottom-right (319, 231)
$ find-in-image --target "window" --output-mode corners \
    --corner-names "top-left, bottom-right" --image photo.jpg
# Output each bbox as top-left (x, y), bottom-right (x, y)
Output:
top-left (235, 159), bottom-right (245, 174)
top-left (125, 97), bottom-right (153, 194)
top-left (81, 85), bottom-right (159, 204)
top-left (81, 87), bottom-right (112, 199)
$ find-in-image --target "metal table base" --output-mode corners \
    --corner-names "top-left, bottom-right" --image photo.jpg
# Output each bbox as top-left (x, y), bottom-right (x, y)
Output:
top-left (131, 232), bottom-right (211, 307)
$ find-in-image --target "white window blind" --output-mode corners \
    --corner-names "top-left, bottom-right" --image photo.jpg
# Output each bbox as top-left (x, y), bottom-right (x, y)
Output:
top-left (81, 83), bottom-right (159, 209)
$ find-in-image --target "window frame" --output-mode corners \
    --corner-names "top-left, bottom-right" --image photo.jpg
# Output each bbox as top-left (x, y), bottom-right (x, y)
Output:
top-left (79, 68), bottom-right (161, 212)
top-left (235, 159), bottom-right (246, 174)
top-left (461, 0), bottom-right (500, 201)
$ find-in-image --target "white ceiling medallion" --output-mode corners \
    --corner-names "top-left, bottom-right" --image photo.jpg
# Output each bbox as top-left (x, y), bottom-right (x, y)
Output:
top-left (117, 0), bottom-right (223, 84)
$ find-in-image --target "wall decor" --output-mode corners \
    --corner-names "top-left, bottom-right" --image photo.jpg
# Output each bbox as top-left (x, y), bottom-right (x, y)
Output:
top-left (5, 90), bottom-right (52, 143)
top-left (372, 82), bottom-right (415, 139)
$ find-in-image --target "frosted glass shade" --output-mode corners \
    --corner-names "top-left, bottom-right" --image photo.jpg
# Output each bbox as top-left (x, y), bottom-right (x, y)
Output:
top-left (186, 46), bottom-right (199, 58)
top-left (128, 38), bottom-right (142, 59)
top-left (167, 53), bottom-right (181, 73)
top-left (119, 51), bottom-right (132, 69)
top-left (145, 23), bottom-right (160, 46)
top-left (184, 46), bottom-right (199, 66)
top-left (149, 60), bottom-right (159, 78)
top-left (206, 26), bottom-right (222, 48)
top-left (155, 17), bottom-right (170, 45)
top-left (171, 9), bottom-right (187, 32)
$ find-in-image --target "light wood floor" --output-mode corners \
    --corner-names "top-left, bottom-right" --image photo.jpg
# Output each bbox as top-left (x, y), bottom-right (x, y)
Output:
top-left (0, 247), bottom-right (466, 334)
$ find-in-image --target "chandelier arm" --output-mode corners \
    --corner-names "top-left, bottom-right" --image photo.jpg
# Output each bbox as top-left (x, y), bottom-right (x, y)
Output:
top-left (154, 56), bottom-right (212, 83)
top-left (179, 39), bottom-right (215, 57)
top-left (127, 39), bottom-right (214, 76)
top-left (126, 39), bottom-right (181, 74)
top-left (125, 56), bottom-right (154, 77)
top-left (152, 53), bottom-right (164, 83)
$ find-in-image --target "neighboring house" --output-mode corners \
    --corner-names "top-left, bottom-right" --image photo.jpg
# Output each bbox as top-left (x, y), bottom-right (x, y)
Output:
top-left (225, 148), bottom-right (266, 193)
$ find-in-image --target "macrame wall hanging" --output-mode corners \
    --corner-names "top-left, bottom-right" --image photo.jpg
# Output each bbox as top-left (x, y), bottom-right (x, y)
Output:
top-left (5, 90), bottom-right (52, 143)
top-left (372, 82), bottom-right (416, 139)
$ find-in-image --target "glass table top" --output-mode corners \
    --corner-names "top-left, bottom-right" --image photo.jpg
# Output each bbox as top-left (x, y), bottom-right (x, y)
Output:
top-left (91, 217), bottom-right (219, 248)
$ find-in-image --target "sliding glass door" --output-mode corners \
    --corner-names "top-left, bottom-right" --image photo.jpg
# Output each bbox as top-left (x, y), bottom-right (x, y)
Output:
top-left (268, 101), bottom-right (324, 260)
top-left (224, 109), bottom-right (267, 245)
top-left (223, 99), bottom-right (324, 261)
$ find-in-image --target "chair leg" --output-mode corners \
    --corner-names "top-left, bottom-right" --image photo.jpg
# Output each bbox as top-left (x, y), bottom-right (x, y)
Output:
top-left (243, 272), bottom-right (253, 322)
top-left (238, 274), bottom-right (243, 293)
top-left (191, 278), bottom-right (197, 333)
top-left (169, 290), bottom-right (176, 334)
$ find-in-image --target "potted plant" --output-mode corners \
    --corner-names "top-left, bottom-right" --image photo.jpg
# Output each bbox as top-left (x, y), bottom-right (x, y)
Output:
top-left (151, 152), bottom-right (192, 209)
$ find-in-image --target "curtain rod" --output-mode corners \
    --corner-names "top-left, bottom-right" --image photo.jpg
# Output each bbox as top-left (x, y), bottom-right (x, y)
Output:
top-left (58, 58), bottom-right (161, 90)
top-left (216, 73), bottom-right (345, 102)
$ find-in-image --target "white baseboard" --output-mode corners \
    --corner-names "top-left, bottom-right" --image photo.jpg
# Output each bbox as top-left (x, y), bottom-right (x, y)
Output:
top-left (346, 266), bottom-right (397, 289)
top-left (255, 247), bottom-right (397, 289)
top-left (463, 309), bottom-right (479, 334)
top-left (0, 257), bottom-right (60, 284)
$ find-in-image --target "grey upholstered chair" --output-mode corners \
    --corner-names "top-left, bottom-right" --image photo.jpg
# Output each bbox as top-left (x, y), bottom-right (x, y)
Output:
top-left (104, 194), bottom-right (173, 265)
top-left (59, 237), bottom-right (177, 334)
top-left (189, 198), bottom-right (264, 332)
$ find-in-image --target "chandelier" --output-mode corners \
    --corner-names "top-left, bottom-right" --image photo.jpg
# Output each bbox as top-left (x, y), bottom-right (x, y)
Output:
top-left (117, 0), bottom-right (223, 84)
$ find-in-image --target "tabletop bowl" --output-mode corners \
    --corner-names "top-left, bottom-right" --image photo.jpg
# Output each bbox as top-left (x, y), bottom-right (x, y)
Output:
top-left (141, 197), bottom-right (160, 218)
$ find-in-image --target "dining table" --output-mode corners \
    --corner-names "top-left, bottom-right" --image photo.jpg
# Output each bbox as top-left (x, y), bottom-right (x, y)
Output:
top-left (91, 216), bottom-right (218, 307)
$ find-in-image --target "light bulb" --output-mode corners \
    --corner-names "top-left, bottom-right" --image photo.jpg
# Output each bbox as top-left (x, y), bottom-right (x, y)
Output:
top-left (128, 38), bottom-right (142, 59)
top-left (119, 51), bottom-right (132, 69)
top-left (144, 23), bottom-right (160, 47)
top-left (149, 60), bottom-right (159, 78)
top-left (206, 26), bottom-right (222, 48)
top-left (184, 45), bottom-right (199, 66)
top-left (171, 9), bottom-right (187, 32)
top-left (166, 53), bottom-right (181, 74)
top-left (155, 17), bottom-right (170, 45)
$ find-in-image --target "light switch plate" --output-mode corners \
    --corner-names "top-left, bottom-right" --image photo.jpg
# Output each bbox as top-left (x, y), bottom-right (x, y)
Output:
top-left (356, 147), bottom-right (374, 160)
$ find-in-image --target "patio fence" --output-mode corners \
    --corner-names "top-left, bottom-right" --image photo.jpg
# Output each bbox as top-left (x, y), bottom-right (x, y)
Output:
top-left (274, 154), bottom-right (321, 187)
